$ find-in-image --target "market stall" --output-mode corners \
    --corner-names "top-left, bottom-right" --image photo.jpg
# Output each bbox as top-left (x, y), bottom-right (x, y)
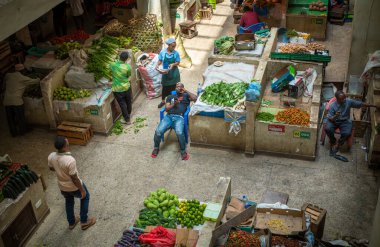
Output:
top-left (0, 155), bottom-right (49, 247)
top-left (114, 177), bottom-right (327, 247)
top-left (208, 28), bottom-right (277, 65)
top-left (286, 0), bottom-right (328, 40)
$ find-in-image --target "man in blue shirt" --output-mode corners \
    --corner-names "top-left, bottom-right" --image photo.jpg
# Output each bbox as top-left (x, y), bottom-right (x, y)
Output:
top-left (327, 91), bottom-right (377, 155)
top-left (151, 83), bottom-right (197, 160)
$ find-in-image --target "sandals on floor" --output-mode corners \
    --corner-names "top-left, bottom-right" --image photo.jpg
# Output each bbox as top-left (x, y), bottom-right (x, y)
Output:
top-left (81, 217), bottom-right (96, 230)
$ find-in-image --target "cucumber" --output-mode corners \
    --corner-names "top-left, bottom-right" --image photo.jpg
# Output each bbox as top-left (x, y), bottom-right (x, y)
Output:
top-left (2, 188), bottom-right (10, 198)
top-left (11, 176), bottom-right (26, 191)
top-left (5, 185), bottom-right (18, 199)
top-left (8, 179), bottom-right (21, 194)
top-left (17, 171), bottom-right (33, 185)
top-left (22, 171), bottom-right (35, 184)
top-left (15, 174), bottom-right (30, 187)
top-left (29, 170), bottom-right (39, 182)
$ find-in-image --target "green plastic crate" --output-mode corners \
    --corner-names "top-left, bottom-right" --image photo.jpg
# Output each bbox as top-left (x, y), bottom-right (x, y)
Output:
top-left (208, 0), bottom-right (216, 9)
top-left (271, 52), bottom-right (331, 63)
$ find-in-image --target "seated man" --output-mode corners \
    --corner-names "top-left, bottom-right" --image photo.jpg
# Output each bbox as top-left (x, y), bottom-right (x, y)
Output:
top-left (238, 5), bottom-right (260, 33)
top-left (151, 83), bottom-right (197, 160)
top-left (327, 90), bottom-right (377, 155)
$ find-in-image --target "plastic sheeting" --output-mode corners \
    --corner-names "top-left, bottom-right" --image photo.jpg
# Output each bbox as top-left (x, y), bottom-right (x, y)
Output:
top-left (190, 62), bottom-right (255, 115)
top-left (65, 66), bottom-right (98, 89)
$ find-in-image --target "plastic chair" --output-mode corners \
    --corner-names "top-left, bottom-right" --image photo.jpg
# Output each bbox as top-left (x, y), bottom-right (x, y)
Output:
top-left (238, 22), bottom-right (265, 34)
top-left (320, 97), bottom-right (355, 149)
top-left (159, 91), bottom-right (190, 144)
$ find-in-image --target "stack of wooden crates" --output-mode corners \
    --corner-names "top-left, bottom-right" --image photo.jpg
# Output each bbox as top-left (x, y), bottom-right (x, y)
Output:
top-left (302, 203), bottom-right (327, 239)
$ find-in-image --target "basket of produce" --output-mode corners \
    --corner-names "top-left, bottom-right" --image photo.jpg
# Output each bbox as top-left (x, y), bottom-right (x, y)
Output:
top-left (234, 34), bottom-right (256, 50)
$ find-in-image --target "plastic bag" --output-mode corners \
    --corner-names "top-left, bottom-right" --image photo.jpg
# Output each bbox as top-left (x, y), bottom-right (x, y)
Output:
top-left (174, 32), bottom-right (192, 69)
top-left (138, 226), bottom-right (176, 247)
top-left (224, 108), bottom-right (246, 136)
top-left (303, 68), bottom-right (317, 97)
top-left (69, 49), bottom-right (88, 68)
top-left (65, 66), bottom-right (97, 89)
top-left (245, 82), bottom-right (261, 102)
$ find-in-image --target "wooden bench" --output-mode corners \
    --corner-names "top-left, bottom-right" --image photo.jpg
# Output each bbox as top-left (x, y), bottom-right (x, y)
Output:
top-left (57, 121), bottom-right (93, 146)
top-left (179, 21), bottom-right (198, 39)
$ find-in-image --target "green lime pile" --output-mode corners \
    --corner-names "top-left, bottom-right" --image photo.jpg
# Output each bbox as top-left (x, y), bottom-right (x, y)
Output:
top-left (53, 86), bottom-right (92, 101)
top-left (177, 199), bottom-right (206, 228)
top-left (144, 188), bottom-right (179, 218)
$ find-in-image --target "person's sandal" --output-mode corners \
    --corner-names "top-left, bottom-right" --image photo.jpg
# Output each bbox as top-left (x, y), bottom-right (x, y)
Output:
top-left (81, 217), bottom-right (96, 230)
top-left (181, 152), bottom-right (190, 161)
top-left (157, 102), bottom-right (165, 108)
top-left (69, 216), bottom-right (80, 230)
top-left (151, 148), bottom-right (159, 158)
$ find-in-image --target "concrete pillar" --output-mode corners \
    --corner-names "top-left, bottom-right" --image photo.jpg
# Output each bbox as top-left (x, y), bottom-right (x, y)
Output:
top-left (347, 0), bottom-right (380, 77)
top-left (160, 0), bottom-right (172, 36)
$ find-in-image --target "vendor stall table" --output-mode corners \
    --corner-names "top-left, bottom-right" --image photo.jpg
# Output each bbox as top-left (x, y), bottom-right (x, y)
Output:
top-left (286, 0), bottom-right (328, 40)
top-left (0, 177), bottom-right (49, 247)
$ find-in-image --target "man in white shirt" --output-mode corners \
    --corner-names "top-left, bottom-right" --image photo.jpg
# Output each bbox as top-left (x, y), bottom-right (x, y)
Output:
top-left (48, 136), bottom-right (96, 230)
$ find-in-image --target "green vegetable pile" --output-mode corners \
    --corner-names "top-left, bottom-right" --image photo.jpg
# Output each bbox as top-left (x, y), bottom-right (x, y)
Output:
top-left (55, 42), bottom-right (82, 60)
top-left (214, 36), bottom-right (234, 55)
top-left (286, 29), bottom-right (298, 38)
top-left (257, 112), bottom-right (275, 122)
top-left (133, 117), bottom-right (147, 134)
top-left (111, 120), bottom-right (124, 135)
top-left (177, 199), bottom-right (206, 228)
top-left (135, 208), bottom-right (177, 229)
top-left (86, 35), bottom-right (132, 81)
top-left (144, 188), bottom-right (179, 217)
top-left (200, 81), bottom-right (248, 107)
top-left (53, 86), bottom-right (92, 101)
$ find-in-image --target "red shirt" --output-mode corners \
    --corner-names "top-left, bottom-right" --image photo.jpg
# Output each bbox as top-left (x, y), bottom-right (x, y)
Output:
top-left (240, 11), bottom-right (260, 30)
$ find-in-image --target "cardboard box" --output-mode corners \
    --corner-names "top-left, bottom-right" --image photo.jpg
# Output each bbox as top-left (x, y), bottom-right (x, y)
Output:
top-left (288, 76), bottom-right (304, 98)
top-left (254, 208), bottom-right (306, 235)
top-left (144, 226), bottom-right (199, 247)
top-left (111, 7), bottom-right (137, 24)
top-left (271, 65), bottom-right (296, 93)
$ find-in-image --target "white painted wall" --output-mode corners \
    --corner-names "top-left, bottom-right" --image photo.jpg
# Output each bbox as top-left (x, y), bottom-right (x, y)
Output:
top-left (137, 0), bottom-right (162, 18)
top-left (347, 0), bottom-right (380, 76)
top-left (0, 0), bottom-right (63, 41)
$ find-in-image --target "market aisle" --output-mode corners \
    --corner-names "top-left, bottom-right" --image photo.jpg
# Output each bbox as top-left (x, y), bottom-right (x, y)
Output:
top-left (0, 2), bottom-right (377, 246)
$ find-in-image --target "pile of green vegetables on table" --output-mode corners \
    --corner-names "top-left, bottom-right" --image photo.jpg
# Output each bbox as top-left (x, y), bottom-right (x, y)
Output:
top-left (53, 86), bottom-right (92, 101)
top-left (257, 112), bottom-right (275, 122)
top-left (200, 81), bottom-right (248, 107)
top-left (134, 188), bottom-right (208, 229)
top-left (214, 36), bottom-right (234, 55)
top-left (86, 35), bottom-right (132, 81)
top-left (55, 41), bottom-right (82, 60)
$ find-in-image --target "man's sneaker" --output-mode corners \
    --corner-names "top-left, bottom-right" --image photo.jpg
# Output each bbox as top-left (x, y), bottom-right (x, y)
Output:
top-left (120, 118), bottom-right (131, 125)
top-left (157, 102), bottom-right (165, 108)
top-left (81, 217), bottom-right (96, 230)
top-left (181, 152), bottom-right (190, 161)
top-left (151, 148), bottom-right (159, 158)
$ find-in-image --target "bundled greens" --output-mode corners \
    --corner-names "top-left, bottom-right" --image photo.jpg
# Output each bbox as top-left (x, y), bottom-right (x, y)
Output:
top-left (214, 36), bottom-right (234, 55)
top-left (86, 35), bottom-right (133, 81)
top-left (200, 81), bottom-right (248, 107)
top-left (55, 42), bottom-right (82, 60)
top-left (257, 112), bottom-right (275, 122)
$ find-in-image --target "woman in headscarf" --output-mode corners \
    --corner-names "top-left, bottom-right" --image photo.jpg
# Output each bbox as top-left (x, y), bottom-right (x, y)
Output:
top-left (156, 38), bottom-right (181, 108)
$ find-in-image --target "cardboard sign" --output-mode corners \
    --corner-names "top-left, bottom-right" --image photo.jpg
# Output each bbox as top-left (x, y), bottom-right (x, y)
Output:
top-left (268, 124), bottom-right (285, 133)
top-left (293, 130), bottom-right (311, 139)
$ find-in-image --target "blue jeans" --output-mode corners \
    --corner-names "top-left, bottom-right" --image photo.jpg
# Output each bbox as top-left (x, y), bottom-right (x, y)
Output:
top-left (61, 183), bottom-right (90, 225)
top-left (154, 114), bottom-right (186, 153)
top-left (326, 120), bottom-right (352, 146)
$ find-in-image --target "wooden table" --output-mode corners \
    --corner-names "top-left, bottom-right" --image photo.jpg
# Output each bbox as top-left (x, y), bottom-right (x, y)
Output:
top-left (179, 21), bottom-right (198, 39)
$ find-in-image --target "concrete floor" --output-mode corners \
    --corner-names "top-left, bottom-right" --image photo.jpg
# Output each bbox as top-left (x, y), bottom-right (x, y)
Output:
top-left (0, 1), bottom-right (378, 246)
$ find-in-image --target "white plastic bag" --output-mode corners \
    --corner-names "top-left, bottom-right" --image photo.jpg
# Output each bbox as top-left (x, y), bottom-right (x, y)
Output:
top-left (65, 66), bottom-right (97, 89)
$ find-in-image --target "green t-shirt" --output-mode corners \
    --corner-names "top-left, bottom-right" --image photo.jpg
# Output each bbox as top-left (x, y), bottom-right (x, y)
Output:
top-left (110, 61), bottom-right (131, 92)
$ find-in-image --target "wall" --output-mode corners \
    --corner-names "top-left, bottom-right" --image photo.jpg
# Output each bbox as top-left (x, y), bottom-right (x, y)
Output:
top-left (137, 0), bottom-right (162, 18)
top-left (0, 0), bottom-right (62, 41)
top-left (347, 0), bottom-right (380, 76)
top-left (370, 191), bottom-right (380, 247)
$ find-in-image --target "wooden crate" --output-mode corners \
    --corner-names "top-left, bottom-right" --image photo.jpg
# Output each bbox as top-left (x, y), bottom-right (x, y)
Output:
top-left (301, 203), bottom-right (327, 239)
top-left (57, 121), bottom-right (93, 146)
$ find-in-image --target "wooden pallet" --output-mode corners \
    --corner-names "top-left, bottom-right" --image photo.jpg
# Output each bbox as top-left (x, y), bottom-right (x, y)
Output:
top-left (57, 121), bottom-right (93, 146)
top-left (302, 203), bottom-right (327, 239)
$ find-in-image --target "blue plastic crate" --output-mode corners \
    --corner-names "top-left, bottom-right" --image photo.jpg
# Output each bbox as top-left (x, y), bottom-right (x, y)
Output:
top-left (198, 110), bottom-right (224, 118)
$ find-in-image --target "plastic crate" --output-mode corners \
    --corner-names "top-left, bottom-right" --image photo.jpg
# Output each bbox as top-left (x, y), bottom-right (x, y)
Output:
top-left (270, 52), bottom-right (291, 60)
top-left (208, 0), bottom-right (216, 9)
top-left (198, 110), bottom-right (224, 118)
top-left (270, 52), bottom-right (331, 63)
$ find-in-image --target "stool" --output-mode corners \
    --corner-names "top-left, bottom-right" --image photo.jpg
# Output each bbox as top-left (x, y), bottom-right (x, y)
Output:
top-left (200, 7), bottom-right (213, 20)
top-left (179, 21), bottom-right (198, 39)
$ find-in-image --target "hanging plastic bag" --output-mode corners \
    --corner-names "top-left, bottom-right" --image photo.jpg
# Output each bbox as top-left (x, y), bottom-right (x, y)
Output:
top-left (138, 226), bottom-right (176, 247)
top-left (224, 108), bottom-right (246, 136)
top-left (245, 81), bottom-right (261, 102)
top-left (303, 68), bottom-right (317, 97)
